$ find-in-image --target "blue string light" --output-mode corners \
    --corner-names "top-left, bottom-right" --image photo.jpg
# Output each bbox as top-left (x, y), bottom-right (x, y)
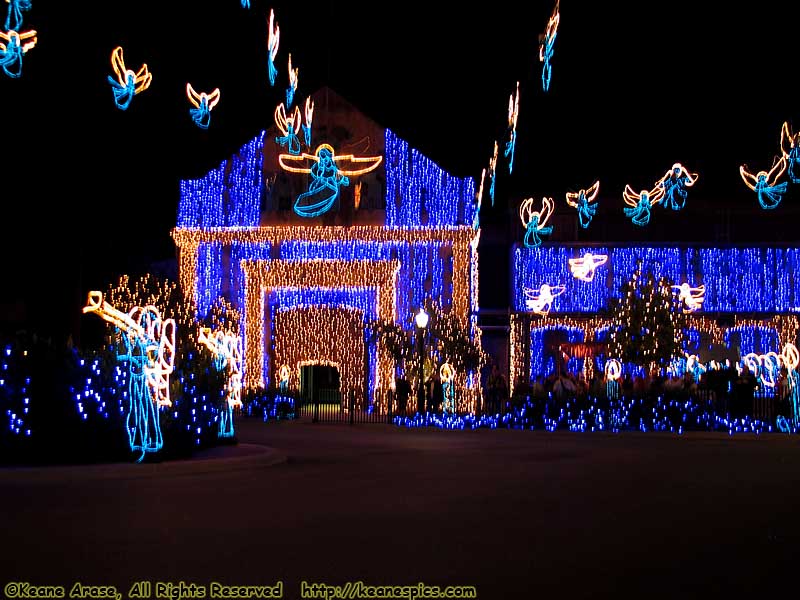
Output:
top-left (4, 0), bottom-right (30, 31)
top-left (514, 245), bottom-right (800, 313)
top-left (385, 129), bottom-right (476, 227)
top-left (177, 132), bottom-right (264, 227)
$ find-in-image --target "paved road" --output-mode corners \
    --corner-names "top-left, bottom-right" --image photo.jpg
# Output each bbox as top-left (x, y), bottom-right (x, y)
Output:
top-left (2, 419), bottom-right (800, 599)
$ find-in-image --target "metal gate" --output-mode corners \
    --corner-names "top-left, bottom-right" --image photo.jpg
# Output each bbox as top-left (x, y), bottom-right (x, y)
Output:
top-left (295, 389), bottom-right (396, 424)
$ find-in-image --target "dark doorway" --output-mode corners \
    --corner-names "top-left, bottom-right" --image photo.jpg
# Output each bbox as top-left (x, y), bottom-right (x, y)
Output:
top-left (300, 364), bottom-right (341, 405)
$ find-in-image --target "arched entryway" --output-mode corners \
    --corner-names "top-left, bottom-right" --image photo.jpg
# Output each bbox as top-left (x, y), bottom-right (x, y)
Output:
top-left (273, 305), bottom-right (366, 407)
top-left (299, 363), bottom-right (341, 405)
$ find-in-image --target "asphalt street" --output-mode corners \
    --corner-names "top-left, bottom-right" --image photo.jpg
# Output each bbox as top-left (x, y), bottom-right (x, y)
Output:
top-left (2, 419), bottom-right (800, 599)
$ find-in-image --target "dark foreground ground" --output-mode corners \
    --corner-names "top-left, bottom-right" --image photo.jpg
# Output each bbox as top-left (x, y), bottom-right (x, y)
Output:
top-left (2, 419), bottom-right (800, 600)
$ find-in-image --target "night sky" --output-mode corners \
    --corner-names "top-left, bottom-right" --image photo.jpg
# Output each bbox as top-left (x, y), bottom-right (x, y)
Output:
top-left (2, 0), bottom-right (799, 337)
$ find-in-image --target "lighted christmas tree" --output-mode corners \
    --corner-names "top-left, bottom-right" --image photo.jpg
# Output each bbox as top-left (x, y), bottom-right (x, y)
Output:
top-left (607, 261), bottom-right (687, 370)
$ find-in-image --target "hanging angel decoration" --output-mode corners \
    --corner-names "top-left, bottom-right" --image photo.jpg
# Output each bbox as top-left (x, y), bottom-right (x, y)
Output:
top-left (186, 84), bottom-right (221, 129)
top-left (107, 46), bottom-right (152, 110)
top-left (519, 196), bottom-right (554, 248)
top-left (286, 53), bottom-right (298, 108)
top-left (274, 102), bottom-right (302, 155)
top-left (504, 82), bottom-right (520, 173)
top-left (0, 28), bottom-right (36, 78)
top-left (780, 122), bottom-right (800, 184)
top-left (266, 8), bottom-right (280, 86)
top-left (739, 156), bottom-right (788, 210)
top-left (302, 96), bottom-right (314, 147)
top-left (565, 180), bottom-right (600, 229)
top-left (622, 183), bottom-right (664, 226)
top-left (656, 163), bottom-right (698, 210)
top-left (4, 0), bottom-right (31, 32)
top-left (488, 141), bottom-right (498, 206)
top-left (539, 0), bottom-right (559, 92)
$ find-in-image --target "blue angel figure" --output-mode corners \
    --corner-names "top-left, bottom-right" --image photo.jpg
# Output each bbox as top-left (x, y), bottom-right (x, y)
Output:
top-left (0, 29), bottom-right (36, 78)
top-left (780, 122), bottom-right (800, 184)
top-left (116, 320), bottom-right (162, 459)
top-left (739, 156), bottom-right (788, 210)
top-left (504, 82), bottom-right (519, 173)
top-left (107, 46), bottom-right (152, 110)
top-left (186, 84), bottom-right (221, 129)
top-left (241, 0), bottom-right (249, 7)
top-left (274, 103), bottom-right (302, 155)
top-left (279, 143), bottom-right (383, 218)
top-left (488, 141), bottom-right (498, 206)
top-left (82, 293), bottom-right (176, 462)
top-left (623, 183), bottom-right (664, 227)
top-left (4, 0), bottom-right (30, 32)
top-left (302, 96), bottom-right (314, 147)
top-left (198, 328), bottom-right (242, 439)
top-left (267, 8), bottom-right (280, 86)
top-left (519, 197), bottom-right (554, 248)
top-left (656, 163), bottom-right (698, 210)
top-left (565, 180), bottom-right (600, 228)
top-left (539, 1), bottom-right (559, 92)
top-left (286, 53), bottom-right (298, 108)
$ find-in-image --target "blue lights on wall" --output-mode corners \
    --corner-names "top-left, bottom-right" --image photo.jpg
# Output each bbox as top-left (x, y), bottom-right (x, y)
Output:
top-left (384, 129), bottom-right (476, 227)
top-left (177, 132), bottom-right (265, 228)
top-left (514, 245), bottom-right (800, 314)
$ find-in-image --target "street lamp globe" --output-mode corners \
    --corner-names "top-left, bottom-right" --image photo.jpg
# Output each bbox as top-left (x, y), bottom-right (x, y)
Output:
top-left (415, 308), bottom-right (429, 329)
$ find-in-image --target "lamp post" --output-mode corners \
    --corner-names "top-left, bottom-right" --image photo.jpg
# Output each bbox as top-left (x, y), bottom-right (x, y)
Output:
top-left (415, 308), bottom-right (429, 414)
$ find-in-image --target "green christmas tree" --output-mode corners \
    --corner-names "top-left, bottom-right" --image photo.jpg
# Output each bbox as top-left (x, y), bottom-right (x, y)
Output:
top-left (607, 261), bottom-right (687, 370)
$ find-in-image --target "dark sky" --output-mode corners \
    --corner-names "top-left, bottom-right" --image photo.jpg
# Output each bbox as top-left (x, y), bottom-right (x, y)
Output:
top-left (2, 0), bottom-right (800, 335)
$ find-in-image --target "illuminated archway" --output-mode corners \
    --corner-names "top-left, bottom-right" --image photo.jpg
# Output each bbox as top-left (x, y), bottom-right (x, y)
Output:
top-left (242, 259), bottom-right (399, 396)
top-left (274, 306), bottom-right (365, 406)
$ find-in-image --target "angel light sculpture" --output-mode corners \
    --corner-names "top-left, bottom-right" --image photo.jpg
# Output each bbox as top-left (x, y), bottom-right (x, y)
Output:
top-left (274, 102), bottom-right (302, 155)
top-left (565, 180), bottom-right (600, 229)
top-left (266, 8), bottom-right (280, 86)
top-left (107, 46), bottom-right (152, 110)
top-left (82, 291), bottom-right (175, 461)
top-left (519, 196), bottom-right (554, 248)
top-left (198, 327), bottom-right (242, 438)
top-left (622, 183), bottom-right (664, 227)
top-left (279, 143), bottom-right (383, 218)
top-left (739, 156), bottom-right (788, 210)
top-left (186, 84), bottom-right (221, 129)
top-left (656, 163), bottom-right (698, 211)
top-left (0, 29), bottom-right (36, 78)
top-left (523, 283), bottom-right (566, 316)
top-left (539, 0), bottom-right (560, 92)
